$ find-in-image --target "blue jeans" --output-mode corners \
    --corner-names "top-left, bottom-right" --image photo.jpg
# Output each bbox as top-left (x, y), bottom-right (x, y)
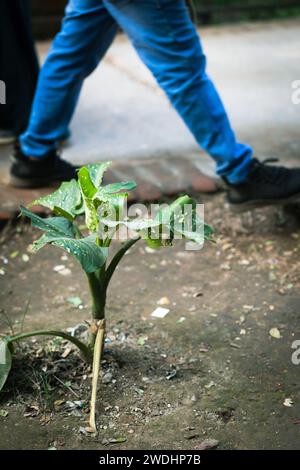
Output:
top-left (20, 0), bottom-right (253, 183)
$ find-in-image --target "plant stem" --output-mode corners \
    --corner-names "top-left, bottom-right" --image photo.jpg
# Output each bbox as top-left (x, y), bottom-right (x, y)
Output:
top-left (87, 238), bottom-right (140, 322)
top-left (9, 330), bottom-right (92, 363)
top-left (86, 271), bottom-right (106, 320)
top-left (89, 319), bottom-right (105, 433)
top-left (73, 223), bottom-right (83, 239)
top-left (86, 271), bottom-right (106, 348)
top-left (86, 238), bottom-right (140, 347)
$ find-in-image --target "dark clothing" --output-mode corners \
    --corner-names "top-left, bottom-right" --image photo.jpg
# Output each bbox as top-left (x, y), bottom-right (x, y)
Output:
top-left (0, 0), bottom-right (39, 134)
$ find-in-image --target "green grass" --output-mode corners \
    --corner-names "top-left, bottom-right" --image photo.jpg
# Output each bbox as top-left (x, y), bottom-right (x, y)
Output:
top-left (193, 0), bottom-right (297, 5)
top-left (191, 0), bottom-right (300, 23)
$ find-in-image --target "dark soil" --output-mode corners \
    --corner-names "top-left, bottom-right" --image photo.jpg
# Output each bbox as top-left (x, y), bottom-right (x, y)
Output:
top-left (0, 194), bottom-right (300, 450)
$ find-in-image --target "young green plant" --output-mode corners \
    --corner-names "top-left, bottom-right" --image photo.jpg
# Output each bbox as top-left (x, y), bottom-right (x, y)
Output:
top-left (0, 162), bottom-right (213, 432)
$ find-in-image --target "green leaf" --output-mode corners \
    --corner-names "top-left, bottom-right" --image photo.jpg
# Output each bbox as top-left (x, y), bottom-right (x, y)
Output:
top-left (78, 167), bottom-right (98, 232)
top-left (28, 180), bottom-right (82, 220)
top-left (103, 181), bottom-right (136, 193)
top-left (94, 184), bottom-right (137, 234)
top-left (21, 206), bottom-right (107, 272)
top-left (102, 217), bottom-right (159, 232)
top-left (155, 195), bottom-right (195, 225)
top-left (20, 206), bottom-right (76, 238)
top-left (137, 336), bottom-right (147, 347)
top-left (95, 181), bottom-right (137, 200)
top-left (85, 162), bottom-right (111, 188)
top-left (144, 237), bottom-right (164, 249)
top-left (154, 195), bottom-right (213, 245)
top-left (97, 193), bottom-right (213, 248)
top-left (110, 437), bottom-right (127, 444)
top-left (203, 224), bottom-right (214, 240)
top-left (33, 234), bottom-right (108, 273)
top-left (78, 167), bottom-right (97, 198)
top-left (96, 195), bottom-right (127, 241)
top-left (0, 340), bottom-right (12, 392)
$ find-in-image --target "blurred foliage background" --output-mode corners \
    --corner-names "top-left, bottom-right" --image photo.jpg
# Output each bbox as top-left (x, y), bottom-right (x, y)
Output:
top-left (191, 0), bottom-right (300, 24)
top-left (31, 0), bottom-right (300, 38)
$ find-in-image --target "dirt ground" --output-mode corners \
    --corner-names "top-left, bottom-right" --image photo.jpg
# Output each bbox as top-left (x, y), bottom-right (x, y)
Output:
top-left (0, 193), bottom-right (300, 450)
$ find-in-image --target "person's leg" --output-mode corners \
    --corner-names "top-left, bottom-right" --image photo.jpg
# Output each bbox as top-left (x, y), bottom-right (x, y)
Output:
top-left (0, 0), bottom-right (39, 139)
top-left (20, 0), bottom-right (118, 158)
top-left (103, 0), bottom-right (252, 184)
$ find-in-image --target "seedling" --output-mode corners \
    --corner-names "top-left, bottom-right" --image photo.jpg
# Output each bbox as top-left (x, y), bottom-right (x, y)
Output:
top-left (0, 162), bottom-right (213, 432)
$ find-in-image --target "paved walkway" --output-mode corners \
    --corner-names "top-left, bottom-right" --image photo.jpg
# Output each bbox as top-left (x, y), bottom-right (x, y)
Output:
top-left (63, 18), bottom-right (300, 167)
top-left (1, 18), bottom-right (300, 218)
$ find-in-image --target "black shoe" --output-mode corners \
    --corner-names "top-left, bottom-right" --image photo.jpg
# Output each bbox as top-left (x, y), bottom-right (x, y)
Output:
top-left (10, 145), bottom-right (77, 188)
top-left (224, 158), bottom-right (300, 213)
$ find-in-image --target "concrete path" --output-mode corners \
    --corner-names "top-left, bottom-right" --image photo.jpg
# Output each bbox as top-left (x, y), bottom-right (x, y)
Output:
top-left (64, 18), bottom-right (300, 166)
top-left (61, 17), bottom-right (300, 167)
top-left (1, 18), bottom-right (300, 217)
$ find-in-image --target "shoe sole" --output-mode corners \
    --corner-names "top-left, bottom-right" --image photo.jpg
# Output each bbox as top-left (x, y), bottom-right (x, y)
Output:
top-left (229, 192), bottom-right (300, 213)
